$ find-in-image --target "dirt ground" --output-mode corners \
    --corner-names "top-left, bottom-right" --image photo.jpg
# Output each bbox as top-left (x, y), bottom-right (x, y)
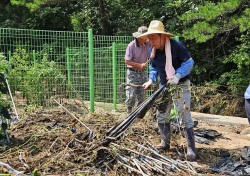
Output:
top-left (0, 102), bottom-right (250, 176)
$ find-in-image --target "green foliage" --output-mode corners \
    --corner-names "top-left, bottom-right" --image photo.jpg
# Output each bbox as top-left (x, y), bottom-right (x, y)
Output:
top-left (71, 0), bottom-right (167, 35)
top-left (32, 168), bottom-right (41, 176)
top-left (9, 0), bottom-right (83, 30)
top-left (177, 0), bottom-right (250, 102)
top-left (230, 8), bottom-right (250, 32)
top-left (192, 84), bottom-right (245, 116)
top-left (8, 48), bottom-right (32, 94)
top-left (215, 33), bottom-right (250, 93)
top-left (224, 34), bottom-right (250, 69)
top-left (0, 0), bottom-right (249, 116)
top-left (8, 48), bottom-right (66, 106)
top-left (217, 70), bottom-right (247, 93)
top-left (182, 22), bottom-right (218, 43)
top-left (0, 54), bottom-right (11, 140)
top-left (181, 0), bottom-right (241, 22)
top-left (0, 1), bottom-right (32, 29)
top-left (179, 0), bottom-right (249, 42)
top-left (0, 53), bottom-right (9, 73)
top-left (26, 58), bottom-right (66, 105)
top-left (162, 0), bottom-right (194, 35)
top-left (11, 0), bottom-right (42, 11)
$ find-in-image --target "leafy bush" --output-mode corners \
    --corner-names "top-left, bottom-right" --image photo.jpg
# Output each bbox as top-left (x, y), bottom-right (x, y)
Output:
top-left (0, 54), bottom-right (11, 141)
top-left (8, 48), bottom-right (66, 106)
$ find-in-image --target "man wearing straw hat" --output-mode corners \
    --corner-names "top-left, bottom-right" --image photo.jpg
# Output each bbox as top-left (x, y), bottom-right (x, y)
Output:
top-left (124, 26), bottom-right (151, 114)
top-left (140, 20), bottom-right (196, 161)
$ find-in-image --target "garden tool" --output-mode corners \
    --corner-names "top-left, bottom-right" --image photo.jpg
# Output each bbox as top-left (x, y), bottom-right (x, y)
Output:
top-left (119, 83), bottom-right (143, 90)
top-left (0, 72), bottom-right (19, 120)
top-left (143, 58), bottom-right (150, 66)
top-left (54, 99), bottom-right (96, 140)
top-left (118, 83), bottom-right (144, 104)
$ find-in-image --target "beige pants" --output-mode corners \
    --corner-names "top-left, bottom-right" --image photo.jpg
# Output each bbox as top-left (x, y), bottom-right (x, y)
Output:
top-left (156, 80), bottom-right (194, 129)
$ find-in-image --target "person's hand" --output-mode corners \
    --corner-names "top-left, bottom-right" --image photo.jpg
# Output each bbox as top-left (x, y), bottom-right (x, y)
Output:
top-left (139, 63), bottom-right (147, 70)
top-left (167, 76), bottom-right (180, 85)
top-left (142, 80), bottom-right (152, 90)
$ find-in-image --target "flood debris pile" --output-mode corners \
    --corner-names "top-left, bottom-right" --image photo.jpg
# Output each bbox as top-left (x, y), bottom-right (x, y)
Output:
top-left (211, 146), bottom-right (250, 175)
top-left (0, 105), bottom-right (199, 175)
top-left (0, 104), bottom-right (195, 175)
top-left (194, 128), bottom-right (222, 144)
top-left (0, 102), bottom-right (249, 175)
top-left (94, 140), bottom-right (197, 175)
top-left (81, 136), bottom-right (199, 175)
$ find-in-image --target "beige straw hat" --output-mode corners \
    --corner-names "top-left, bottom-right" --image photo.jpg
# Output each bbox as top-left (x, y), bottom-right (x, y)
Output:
top-left (138, 20), bottom-right (174, 38)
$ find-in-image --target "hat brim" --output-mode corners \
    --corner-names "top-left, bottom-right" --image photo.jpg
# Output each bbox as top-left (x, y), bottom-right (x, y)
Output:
top-left (132, 32), bottom-right (142, 38)
top-left (138, 30), bottom-right (174, 38)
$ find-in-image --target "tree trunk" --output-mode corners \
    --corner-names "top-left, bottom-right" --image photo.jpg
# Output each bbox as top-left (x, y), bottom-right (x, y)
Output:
top-left (99, 0), bottom-right (108, 34)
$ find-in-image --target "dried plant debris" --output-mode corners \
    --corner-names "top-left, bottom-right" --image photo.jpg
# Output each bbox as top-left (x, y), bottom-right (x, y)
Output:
top-left (0, 106), bottom-right (249, 175)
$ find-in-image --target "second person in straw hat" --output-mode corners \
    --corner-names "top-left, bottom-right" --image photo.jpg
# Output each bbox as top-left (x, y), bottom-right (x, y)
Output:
top-left (140, 20), bottom-right (196, 161)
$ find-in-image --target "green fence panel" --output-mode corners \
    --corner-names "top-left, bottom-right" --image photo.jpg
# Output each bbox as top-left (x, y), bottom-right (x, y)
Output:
top-left (92, 35), bottom-right (132, 110)
top-left (0, 27), bottom-right (134, 112)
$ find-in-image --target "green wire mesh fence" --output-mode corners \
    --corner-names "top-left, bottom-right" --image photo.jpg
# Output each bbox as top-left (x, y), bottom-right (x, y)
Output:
top-left (0, 28), bottom-right (133, 112)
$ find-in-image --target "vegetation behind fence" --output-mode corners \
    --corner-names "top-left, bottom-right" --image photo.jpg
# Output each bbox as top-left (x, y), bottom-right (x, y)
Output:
top-left (0, 27), bottom-right (247, 117)
top-left (0, 27), bottom-right (133, 112)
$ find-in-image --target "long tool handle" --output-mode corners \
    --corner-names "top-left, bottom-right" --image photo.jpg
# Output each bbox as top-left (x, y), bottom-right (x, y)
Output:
top-left (5, 78), bottom-right (18, 119)
top-left (53, 99), bottom-right (93, 133)
top-left (145, 59), bottom-right (150, 65)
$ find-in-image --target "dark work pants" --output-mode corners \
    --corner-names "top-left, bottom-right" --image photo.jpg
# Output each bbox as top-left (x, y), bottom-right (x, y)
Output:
top-left (245, 99), bottom-right (250, 124)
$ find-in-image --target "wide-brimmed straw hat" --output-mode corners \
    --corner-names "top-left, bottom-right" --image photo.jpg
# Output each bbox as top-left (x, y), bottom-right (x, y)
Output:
top-left (132, 26), bottom-right (148, 38)
top-left (138, 20), bottom-right (174, 38)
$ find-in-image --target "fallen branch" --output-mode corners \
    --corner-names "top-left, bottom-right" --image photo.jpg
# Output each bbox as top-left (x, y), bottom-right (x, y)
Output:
top-left (0, 161), bottom-right (24, 175)
top-left (53, 99), bottom-right (96, 139)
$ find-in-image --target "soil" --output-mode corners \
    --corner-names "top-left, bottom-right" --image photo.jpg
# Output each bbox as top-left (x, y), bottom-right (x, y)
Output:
top-left (0, 102), bottom-right (250, 176)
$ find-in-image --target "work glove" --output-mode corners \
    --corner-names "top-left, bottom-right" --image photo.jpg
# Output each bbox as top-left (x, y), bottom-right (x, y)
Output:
top-left (167, 75), bottom-right (180, 85)
top-left (142, 80), bottom-right (153, 90)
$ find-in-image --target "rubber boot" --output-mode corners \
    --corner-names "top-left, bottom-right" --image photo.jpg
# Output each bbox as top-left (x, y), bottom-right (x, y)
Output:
top-left (185, 127), bottom-right (196, 161)
top-left (127, 107), bottom-right (132, 114)
top-left (156, 123), bottom-right (171, 150)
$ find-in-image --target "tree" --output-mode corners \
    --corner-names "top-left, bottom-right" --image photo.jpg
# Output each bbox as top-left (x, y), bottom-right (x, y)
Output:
top-left (9, 0), bottom-right (83, 30)
top-left (177, 0), bottom-right (250, 91)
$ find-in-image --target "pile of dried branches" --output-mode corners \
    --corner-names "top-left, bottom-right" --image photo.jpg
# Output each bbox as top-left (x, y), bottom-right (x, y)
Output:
top-left (0, 102), bottom-right (198, 175)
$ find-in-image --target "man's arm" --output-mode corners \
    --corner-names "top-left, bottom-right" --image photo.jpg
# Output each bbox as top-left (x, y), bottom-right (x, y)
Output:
top-left (124, 59), bottom-right (147, 70)
top-left (175, 58), bottom-right (194, 79)
top-left (148, 62), bottom-right (158, 83)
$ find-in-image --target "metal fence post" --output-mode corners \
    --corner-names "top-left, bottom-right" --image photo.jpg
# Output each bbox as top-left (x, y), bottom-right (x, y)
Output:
top-left (88, 29), bottom-right (94, 112)
top-left (8, 51), bottom-right (11, 70)
top-left (66, 47), bottom-right (71, 98)
top-left (112, 42), bottom-right (117, 110)
top-left (8, 51), bottom-right (11, 61)
top-left (33, 50), bottom-right (36, 66)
